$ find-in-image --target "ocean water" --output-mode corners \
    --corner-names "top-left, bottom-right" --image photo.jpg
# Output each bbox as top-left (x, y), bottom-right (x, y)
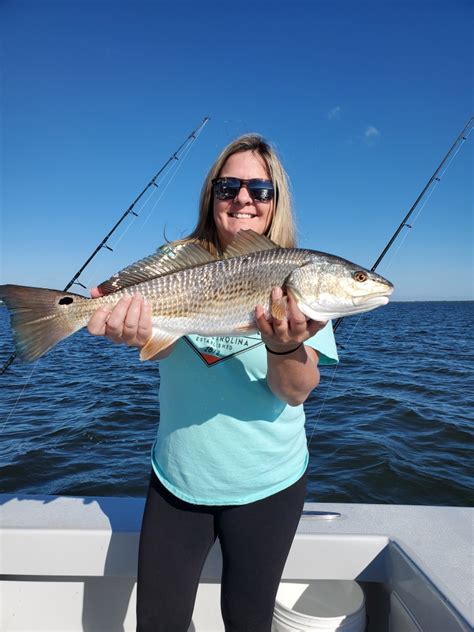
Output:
top-left (0, 301), bottom-right (472, 506)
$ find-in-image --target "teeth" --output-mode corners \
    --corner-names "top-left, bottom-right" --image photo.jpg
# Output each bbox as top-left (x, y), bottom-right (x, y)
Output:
top-left (230, 213), bottom-right (254, 219)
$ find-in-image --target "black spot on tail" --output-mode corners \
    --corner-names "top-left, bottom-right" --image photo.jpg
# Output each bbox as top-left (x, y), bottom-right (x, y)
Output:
top-left (0, 285), bottom-right (86, 362)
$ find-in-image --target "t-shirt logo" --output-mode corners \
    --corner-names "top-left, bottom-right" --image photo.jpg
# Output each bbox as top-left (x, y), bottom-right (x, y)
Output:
top-left (184, 334), bottom-right (263, 366)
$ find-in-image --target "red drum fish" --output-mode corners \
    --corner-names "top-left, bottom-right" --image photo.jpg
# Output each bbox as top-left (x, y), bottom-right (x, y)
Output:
top-left (0, 230), bottom-right (393, 363)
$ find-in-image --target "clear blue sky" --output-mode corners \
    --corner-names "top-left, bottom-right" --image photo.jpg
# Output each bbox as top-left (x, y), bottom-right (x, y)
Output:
top-left (1, 0), bottom-right (472, 300)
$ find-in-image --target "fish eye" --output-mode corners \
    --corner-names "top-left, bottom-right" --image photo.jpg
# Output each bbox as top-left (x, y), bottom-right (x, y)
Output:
top-left (353, 271), bottom-right (368, 283)
top-left (58, 297), bottom-right (74, 305)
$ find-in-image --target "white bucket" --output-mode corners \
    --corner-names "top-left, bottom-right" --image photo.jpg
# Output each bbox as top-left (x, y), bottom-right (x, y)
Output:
top-left (272, 580), bottom-right (366, 631)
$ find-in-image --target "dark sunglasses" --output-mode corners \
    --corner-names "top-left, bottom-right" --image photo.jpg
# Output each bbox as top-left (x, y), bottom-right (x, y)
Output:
top-left (212, 177), bottom-right (274, 202)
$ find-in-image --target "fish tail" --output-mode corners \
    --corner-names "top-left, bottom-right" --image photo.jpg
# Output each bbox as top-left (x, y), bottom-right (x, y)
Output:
top-left (0, 285), bottom-right (89, 363)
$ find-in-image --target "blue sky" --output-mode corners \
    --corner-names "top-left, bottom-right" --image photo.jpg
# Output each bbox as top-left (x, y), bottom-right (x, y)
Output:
top-left (1, 0), bottom-right (472, 300)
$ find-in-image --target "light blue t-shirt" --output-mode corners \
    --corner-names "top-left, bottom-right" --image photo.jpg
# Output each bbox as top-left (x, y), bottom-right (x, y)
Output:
top-left (152, 323), bottom-right (338, 505)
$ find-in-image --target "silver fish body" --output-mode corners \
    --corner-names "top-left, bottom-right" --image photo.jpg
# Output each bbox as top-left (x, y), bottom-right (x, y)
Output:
top-left (0, 231), bottom-right (393, 362)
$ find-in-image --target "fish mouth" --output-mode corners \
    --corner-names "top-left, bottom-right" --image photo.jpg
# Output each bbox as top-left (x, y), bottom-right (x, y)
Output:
top-left (353, 296), bottom-right (388, 307)
top-left (352, 294), bottom-right (391, 308)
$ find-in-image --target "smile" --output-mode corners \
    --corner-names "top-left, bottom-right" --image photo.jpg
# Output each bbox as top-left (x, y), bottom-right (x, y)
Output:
top-left (228, 213), bottom-right (256, 219)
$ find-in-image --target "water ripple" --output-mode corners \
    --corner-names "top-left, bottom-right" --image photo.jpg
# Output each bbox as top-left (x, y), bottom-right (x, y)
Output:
top-left (0, 302), bottom-right (473, 505)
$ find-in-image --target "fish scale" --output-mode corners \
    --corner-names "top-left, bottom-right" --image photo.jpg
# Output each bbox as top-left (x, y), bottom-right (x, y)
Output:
top-left (145, 250), bottom-right (301, 329)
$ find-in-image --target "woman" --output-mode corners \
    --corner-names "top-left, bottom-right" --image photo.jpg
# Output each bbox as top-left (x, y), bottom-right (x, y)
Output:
top-left (88, 134), bottom-right (338, 631)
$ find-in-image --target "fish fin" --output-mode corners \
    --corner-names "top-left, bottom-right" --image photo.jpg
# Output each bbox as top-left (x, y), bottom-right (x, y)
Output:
top-left (98, 242), bottom-right (217, 295)
top-left (271, 296), bottom-right (288, 320)
top-left (0, 285), bottom-right (87, 362)
top-left (222, 230), bottom-right (279, 259)
top-left (139, 330), bottom-right (180, 361)
top-left (235, 323), bottom-right (259, 332)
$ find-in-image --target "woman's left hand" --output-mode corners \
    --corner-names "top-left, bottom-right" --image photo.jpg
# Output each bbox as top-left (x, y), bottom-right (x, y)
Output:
top-left (255, 287), bottom-right (326, 352)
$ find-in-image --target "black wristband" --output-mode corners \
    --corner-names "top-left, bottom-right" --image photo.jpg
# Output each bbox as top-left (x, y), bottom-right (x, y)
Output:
top-left (265, 343), bottom-right (303, 355)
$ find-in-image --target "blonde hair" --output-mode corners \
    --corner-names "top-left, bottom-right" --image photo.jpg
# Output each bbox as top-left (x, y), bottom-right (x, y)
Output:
top-left (178, 134), bottom-right (296, 255)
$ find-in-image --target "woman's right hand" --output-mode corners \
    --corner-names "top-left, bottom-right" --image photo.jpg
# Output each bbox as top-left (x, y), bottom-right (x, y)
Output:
top-left (87, 290), bottom-right (153, 349)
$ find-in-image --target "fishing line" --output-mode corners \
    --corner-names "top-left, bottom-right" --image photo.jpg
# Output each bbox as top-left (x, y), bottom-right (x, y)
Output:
top-left (92, 127), bottom-right (205, 271)
top-left (306, 313), bottom-right (364, 449)
top-left (0, 118), bottom-right (211, 434)
top-left (377, 184), bottom-right (437, 274)
top-left (0, 117), bottom-right (211, 375)
top-left (110, 145), bottom-right (184, 243)
top-left (75, 188), bottom-right (159, 293)
top-left (333, 117), bottom-right (473, 334)
top-left (79, 181), bottom-right (169, 291)
top-left (306, 364), bottom-right (339, 447)
top-left (379, 138), bottom-right (469, 275)
top-left (136, 137), bottom-right (198, 234)
top-left (308, 118), bottom-right (473, 452)
top-left (0, 364), bottom-right (38, 436)
top-left (86, 142), bottom-right (198, 291)
top-left (83, 136), bottom-right (197, 287)
top-left (38, 130), bottom-right (205, 311)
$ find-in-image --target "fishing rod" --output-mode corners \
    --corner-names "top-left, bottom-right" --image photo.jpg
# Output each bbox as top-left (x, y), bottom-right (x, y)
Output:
top-left (1, 116), bottom-right (211, 374)
top-left (333, 116), bottom-right (474, 334)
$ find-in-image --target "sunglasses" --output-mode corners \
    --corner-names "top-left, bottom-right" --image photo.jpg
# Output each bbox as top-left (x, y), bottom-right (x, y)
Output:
top-left (212, 177), bottom-right (274, 202)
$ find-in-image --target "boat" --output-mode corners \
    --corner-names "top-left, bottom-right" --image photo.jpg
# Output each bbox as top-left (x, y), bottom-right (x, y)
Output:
top-left (1, 493), bottom-right (472, 631)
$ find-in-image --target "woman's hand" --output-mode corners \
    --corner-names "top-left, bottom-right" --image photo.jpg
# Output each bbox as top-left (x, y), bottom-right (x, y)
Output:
top-left (87, 290), bottom-right (153, 349)
top-left (255, 287), bottom-right (327, 406)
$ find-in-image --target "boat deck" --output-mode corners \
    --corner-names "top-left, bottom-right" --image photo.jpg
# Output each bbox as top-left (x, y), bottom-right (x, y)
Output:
top-left (0, 495), bottom-right (472, 631)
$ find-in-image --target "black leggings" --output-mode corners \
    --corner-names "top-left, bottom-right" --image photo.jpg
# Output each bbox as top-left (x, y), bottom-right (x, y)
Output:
top-left (136, 469), bottom-right (307, 632)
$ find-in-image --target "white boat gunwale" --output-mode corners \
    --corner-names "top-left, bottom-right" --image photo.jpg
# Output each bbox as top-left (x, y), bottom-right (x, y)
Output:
top-left (1, 494), bottom-right (472, 631)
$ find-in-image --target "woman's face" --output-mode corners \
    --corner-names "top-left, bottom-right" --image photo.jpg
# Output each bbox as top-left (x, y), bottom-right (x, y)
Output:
top-left (213, 150), bottom-right (274, 250)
